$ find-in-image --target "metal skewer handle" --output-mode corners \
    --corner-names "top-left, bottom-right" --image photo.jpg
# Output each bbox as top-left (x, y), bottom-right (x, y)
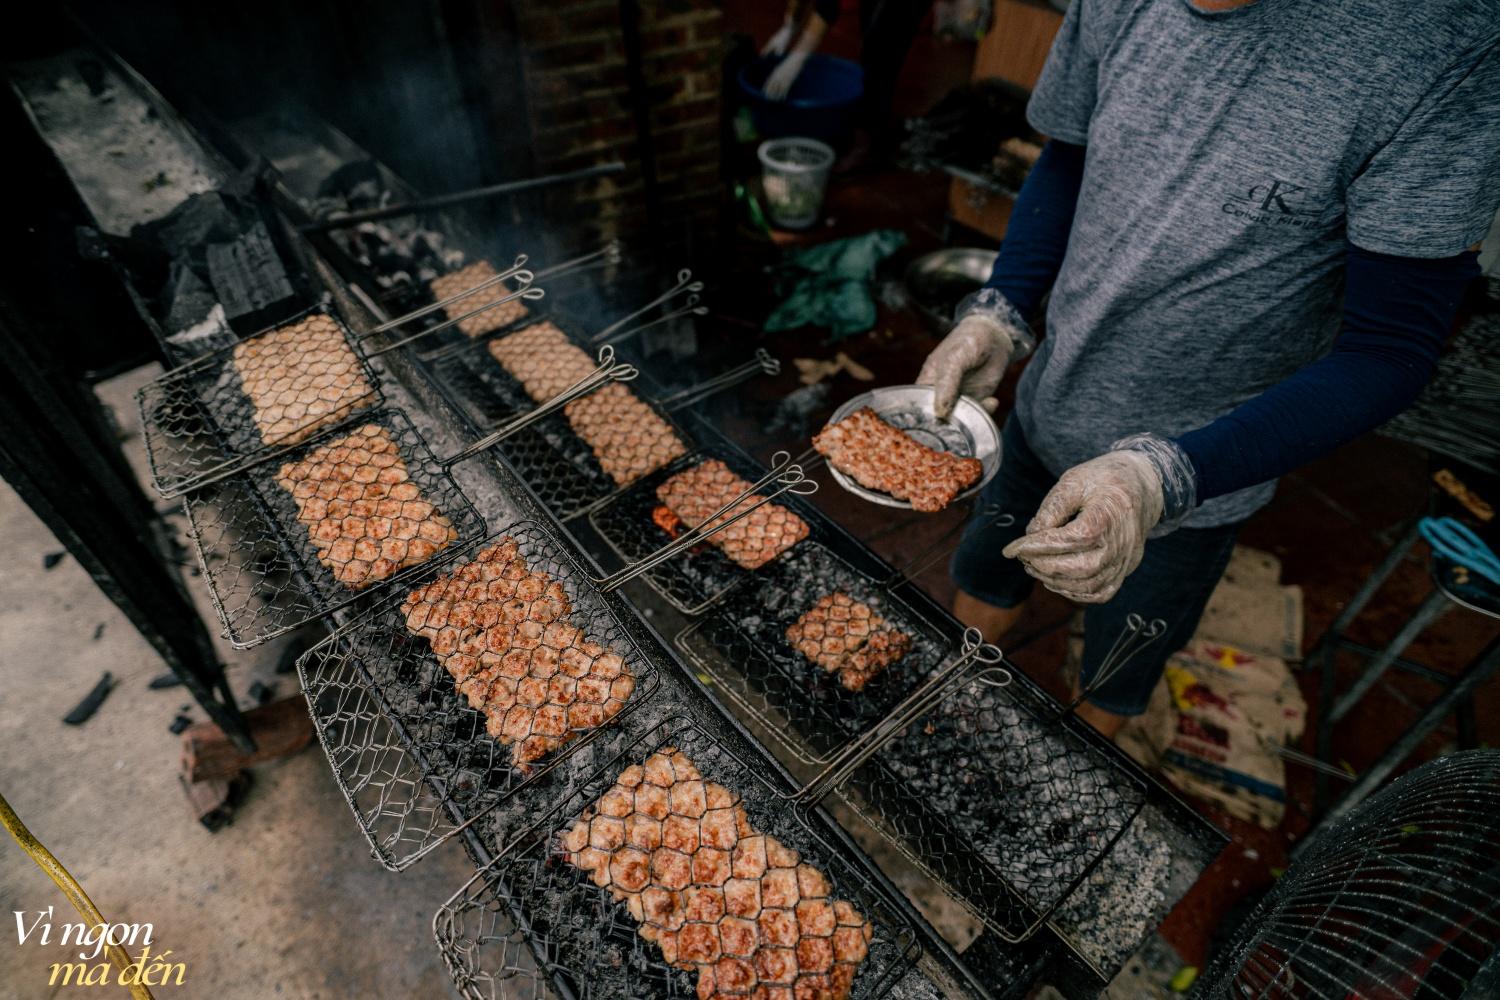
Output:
top-left (592, 451), bottom-right (818, 593)
top-left (366, 278), bottom-right (545, 358)
top-left (587, 269), bottom-right (705, 346)
top-left (1054, 613), bottom-right (1166, 721)
top-left (441, 346), bottom-right (637, 467)
top-left (791, 627), bottom-right (1009, 807)
top-left (881, 502), bottom-right (1014, 592)
top-left (660, 349), bottom-right (781, 412)
top-left (533, 240), bottom-right (624, 281)
top-left (359, 255), bottom-right (531, 338)
top-left (593, 299), bottom-right (709, 350)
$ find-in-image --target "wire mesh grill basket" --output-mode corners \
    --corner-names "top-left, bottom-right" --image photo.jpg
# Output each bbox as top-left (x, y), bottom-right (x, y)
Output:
top-left (1194, 749), bottom-right (1500, 999)
top-left (589, 448), bottom-right (821, 616)
top-left (183, 408), bottom-right (487, 648)
top-left (139, 306), bottom-right (382, 498)
top-left (424, 336), bottom-right (636, 520)
top-left (433, 717), bottom-right (920, 1000)
top-left (675, 541), bottom-right (954, 766)
top-left (297, 520), bottom-right (663, 871)
top-left (830, 669), bottom-right (1148, 944)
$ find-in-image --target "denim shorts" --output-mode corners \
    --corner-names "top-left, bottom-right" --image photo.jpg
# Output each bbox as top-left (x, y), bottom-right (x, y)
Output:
top-left (950, 418), bottom-right (1241, 716)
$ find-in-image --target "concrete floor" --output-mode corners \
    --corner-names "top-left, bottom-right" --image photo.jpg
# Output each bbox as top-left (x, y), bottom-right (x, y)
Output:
top-left (0, 372), bottom-right (472, 999)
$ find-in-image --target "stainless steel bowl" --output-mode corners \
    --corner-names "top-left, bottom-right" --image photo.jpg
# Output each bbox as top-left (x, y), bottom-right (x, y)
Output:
top-left (903, 247), bottom-right (998, 332)
top-left (824, 384), bottom-right (1001, 510)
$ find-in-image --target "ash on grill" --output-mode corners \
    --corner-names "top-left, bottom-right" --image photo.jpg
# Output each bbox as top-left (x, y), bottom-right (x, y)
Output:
top-left (842, 675), bottom-right (1148, 941)
top-left (677, 543), bottom-right (949, 763)
top-left (434, 719), bottom-right (919, 1000)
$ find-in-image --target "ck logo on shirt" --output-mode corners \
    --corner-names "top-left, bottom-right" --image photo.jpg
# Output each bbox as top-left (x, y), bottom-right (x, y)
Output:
top-left (1222, 178), bottom-right (1321, 230)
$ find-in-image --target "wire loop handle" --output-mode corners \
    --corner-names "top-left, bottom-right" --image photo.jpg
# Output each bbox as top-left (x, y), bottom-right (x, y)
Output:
top-left (368, 277), bottom-right (544, 358)
top-left (1054, 613), bottom-right (1166, 721)
top-left (882, 502), bottom-right (1014, 591)
top-left (660, 349), bottom-right (781, 412)
top-left (792, 627), bottom-right (1008, 807)
top-left (442, 345), bottom-right (636, 467)
top-left (533, 240), bottom-right (624, 281)
top-left (361, 254), bottom-right (531, 338)
top-left (593, 451), bottom-right (817, 593)
top-left (587, 268), bottom-right (705, 346)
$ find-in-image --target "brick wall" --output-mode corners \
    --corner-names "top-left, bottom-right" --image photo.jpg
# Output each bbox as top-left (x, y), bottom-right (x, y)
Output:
top-left (514, 0), bottom-right (723, 248)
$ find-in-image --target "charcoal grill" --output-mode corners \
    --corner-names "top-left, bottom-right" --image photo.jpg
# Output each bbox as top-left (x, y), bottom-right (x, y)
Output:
top-left (138, 257), bottom-right (542, 497)
top-left (296, 520), bottom-right (665, 871)
top-left (184, 347), bottom-right (637, 647)
top-left (433, 716), bottom-right (921, 1000)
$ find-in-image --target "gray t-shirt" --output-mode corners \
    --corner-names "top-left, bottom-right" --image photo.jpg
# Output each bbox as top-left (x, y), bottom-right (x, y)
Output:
top-left (1015, 0), bottom-right (1500, 527)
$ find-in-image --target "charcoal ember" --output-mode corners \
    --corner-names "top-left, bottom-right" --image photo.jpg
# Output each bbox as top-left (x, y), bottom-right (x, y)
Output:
top-left (63, 672), bottom-right (115, 725)
top-left (168, 713), bottom-right (193, 735)
top-left (205, 223), bottom-right (299, 336)
top-left (879, 683), bottom-right (1133, 904)
top-left (130, 191), bottom-right (245, 263)
top-left (163, 257), bottom-right (216, 332)
top-left (148, 672), bottom-right (184, 690)
top-left (316, 159), bottom-right (385, 206)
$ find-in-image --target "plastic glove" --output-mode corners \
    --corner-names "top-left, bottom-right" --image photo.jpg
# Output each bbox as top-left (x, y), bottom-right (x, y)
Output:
top-left (1002, 450), bottom-right (1164, 604)
top-left (916, 314), bottom-right (1016, 419)
top-left (762, 19), bottom-right (796, 57)
top-left (763, 50), bottom-right (810, 101)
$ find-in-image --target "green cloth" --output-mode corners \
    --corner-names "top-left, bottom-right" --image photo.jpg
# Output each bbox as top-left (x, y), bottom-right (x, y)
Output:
top-left (764, 230), bottom-right (906, 341)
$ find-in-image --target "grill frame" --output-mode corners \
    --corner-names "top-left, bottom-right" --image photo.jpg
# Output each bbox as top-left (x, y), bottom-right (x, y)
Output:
top-left (433, 715), bottom-right (923, 1000)
top-left (296, 519), bottom-right (666, 872)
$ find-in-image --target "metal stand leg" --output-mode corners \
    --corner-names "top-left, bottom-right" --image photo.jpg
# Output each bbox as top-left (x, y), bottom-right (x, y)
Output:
top-left (1328, 589), bottom-right (1451, 724)
top-left (1316, 634), bottom-right (1500, 830)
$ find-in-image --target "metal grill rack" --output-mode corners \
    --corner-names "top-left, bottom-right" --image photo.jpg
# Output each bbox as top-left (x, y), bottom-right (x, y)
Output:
top-left (830, 669), bottom-right (1148, 944)
top-left (433, 716), bottom-right (921, 1000)
top-left (675, 541), bottom-right (956, 766)
top-left (588, 446), bottom-right (824, 615)
top-left (138, 260), bottom-right (540, 497)
top-left (297, 520), bottom-right (664, 871)
top-left (184, 407), bottom-right (488, 648)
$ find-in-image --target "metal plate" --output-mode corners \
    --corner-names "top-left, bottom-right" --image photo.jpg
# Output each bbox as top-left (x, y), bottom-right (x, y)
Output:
top-left (823, 385), bottom-right (1001, 510)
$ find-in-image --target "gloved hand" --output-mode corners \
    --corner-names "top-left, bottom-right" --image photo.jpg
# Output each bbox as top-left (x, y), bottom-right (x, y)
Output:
top-left (762, 19), bottom-right (796, 57)
top-left (916, 314), bottom-right (1017, 419)
top-left (763, 50), bottom-right (810, 101)
top-left (1002, 449), bottom-right (1164, 604)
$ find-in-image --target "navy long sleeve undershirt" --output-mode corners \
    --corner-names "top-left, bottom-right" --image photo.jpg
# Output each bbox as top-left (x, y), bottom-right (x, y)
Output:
top-left (1176, 245), bottom-right (1477, 502)
top-left (983, 139), bottom-right (1086, 323)
top-left (981, 140), bottom-right (1477, 509)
